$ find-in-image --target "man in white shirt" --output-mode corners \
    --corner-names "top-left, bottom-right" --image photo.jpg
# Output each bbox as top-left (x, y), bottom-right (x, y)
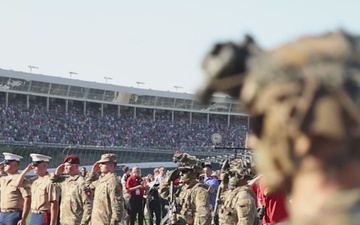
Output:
top-left (153, 166), bottom-right (168, 219)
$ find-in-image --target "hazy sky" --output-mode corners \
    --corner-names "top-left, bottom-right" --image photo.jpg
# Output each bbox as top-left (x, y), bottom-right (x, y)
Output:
top-left (1, 1), bottom-right (359, 93)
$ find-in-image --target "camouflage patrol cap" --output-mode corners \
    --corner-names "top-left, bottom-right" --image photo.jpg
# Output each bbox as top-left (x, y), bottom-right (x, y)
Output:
top-left (229, 158), bottom-right (254, 179)
top-left (98, 153), bottom-right (117, 163)
top-left (173, 152), bottom-right (203, 173)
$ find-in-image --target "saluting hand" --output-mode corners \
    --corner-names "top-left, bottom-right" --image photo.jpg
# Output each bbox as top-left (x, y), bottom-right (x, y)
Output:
top-left (168, 168), bottom-right (180, 184)
top-left (24, 163), bottom-right (33, 173)
top-left (92, 161), bottom-right (101, 173)
top-left (55, 164), bottom-right (65, 176)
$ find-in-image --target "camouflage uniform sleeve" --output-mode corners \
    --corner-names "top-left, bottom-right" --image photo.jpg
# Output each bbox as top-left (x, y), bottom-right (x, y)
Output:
top-left (85, 171), bottom-right (99, 189)
top-left (194, 187), bottom-right (211, 225)
top-left (110, 178), bottom-right (123, 224)
top-left (159, 177), bottom-right (170, 199)
top-left (49, 172), bottom-right (66, 183)
top-left (235, 190), bottom-right (257, 225)
top-left (80, 182), bottom-right (93, 225)
top-left (49, 173), bottom-right (67, 190)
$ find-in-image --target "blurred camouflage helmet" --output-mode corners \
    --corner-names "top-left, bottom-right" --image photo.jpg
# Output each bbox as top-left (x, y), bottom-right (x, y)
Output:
top-left (243, 31), bottom-right (360, 188)
top-left (173, 152), bottom-right (203, 174)
top-left (197, 35), bottom-right (259, 103)
top-left (199, 30), bottom-right (360, 190)
top-left (229, 158), bottom-right (254, 179)
top-left (227, 158), bottom-right (254, 187)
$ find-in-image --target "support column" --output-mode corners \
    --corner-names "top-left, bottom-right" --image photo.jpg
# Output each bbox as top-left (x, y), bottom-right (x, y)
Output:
top-left (5, 92), bottom-right (8, 108)
top-left (118, 105), bottom-right (120, 118)
top-left (101, 103), bottom-right (104, 117)
top-left (84, 102), bottom-right (87, 115)
top-left (26, 95), bottom-right (30, 109)
top-left (46, 97), bottom-right (49, 112)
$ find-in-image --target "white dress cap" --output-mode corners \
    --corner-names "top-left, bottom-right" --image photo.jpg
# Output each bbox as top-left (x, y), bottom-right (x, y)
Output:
top-left (30, 153), bottom-right (52, 162)
top-left (3, 152), bottom-right (23, 161)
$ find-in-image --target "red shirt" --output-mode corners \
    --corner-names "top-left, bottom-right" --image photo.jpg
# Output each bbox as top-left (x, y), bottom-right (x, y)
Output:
top-left (251, 182), bottom-right (288, 225)
top-left (126, 174), bottom-right (144, 197)
top-left (174, 178), bottom-right (181, 186)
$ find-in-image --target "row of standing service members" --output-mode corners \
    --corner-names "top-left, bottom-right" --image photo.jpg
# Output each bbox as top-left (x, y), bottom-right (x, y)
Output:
top-left (0, 152), bottom-right (124, 225)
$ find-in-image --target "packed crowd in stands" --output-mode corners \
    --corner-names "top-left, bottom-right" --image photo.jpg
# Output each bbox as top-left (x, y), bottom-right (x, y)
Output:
top-left (0, 100), bottom-right (248, 151)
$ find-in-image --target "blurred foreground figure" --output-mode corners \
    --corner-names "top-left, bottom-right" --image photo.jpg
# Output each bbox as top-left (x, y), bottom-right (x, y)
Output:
top-left (199, 30), bottom-right (360, 225)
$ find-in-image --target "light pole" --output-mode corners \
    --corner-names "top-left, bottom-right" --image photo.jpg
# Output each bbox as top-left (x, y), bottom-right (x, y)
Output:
top-left (28, 65), bottom-right (38, 72)
top-left (174, 85), bottom-right (183, 91)
top-left (136, 81), bottom-right (145, 88)
top-left (104, 76), bottom-right (113, 83)
top-left (69, 71), bottom-right (78, 78)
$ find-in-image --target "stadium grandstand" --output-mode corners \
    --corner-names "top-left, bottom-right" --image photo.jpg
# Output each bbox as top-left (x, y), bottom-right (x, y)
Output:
top-left (0, 68), bottom-right (250, 169)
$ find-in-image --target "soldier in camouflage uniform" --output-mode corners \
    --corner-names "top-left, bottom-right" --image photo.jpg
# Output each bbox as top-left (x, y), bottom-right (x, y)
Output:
top-left (50, 155), bottom-right (91, 225)
top-left (159, 152), bottom-right (211, 225)
top-left (85, 153), bottom-right (124, 225)
top-left (218, 158), bottom-right (257, 225)
top-left (198, 31), bottom-right (360, 224)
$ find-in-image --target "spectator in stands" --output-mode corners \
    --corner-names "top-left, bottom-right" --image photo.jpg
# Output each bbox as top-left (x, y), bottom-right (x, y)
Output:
top-left (0, 101), bottom-right (248, 152)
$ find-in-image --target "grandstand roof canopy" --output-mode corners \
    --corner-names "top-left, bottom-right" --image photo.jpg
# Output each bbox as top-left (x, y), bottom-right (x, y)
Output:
top-left (0, 68), bottom-right (244, 114)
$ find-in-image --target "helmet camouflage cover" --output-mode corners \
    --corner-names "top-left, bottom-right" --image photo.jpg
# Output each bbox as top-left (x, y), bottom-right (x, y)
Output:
top-left (173, 152), bottom-right (203, 174)
top-left (200, 30), bottom-right (360, 190)
top-left (229, 158), bottom-right (254, 179)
